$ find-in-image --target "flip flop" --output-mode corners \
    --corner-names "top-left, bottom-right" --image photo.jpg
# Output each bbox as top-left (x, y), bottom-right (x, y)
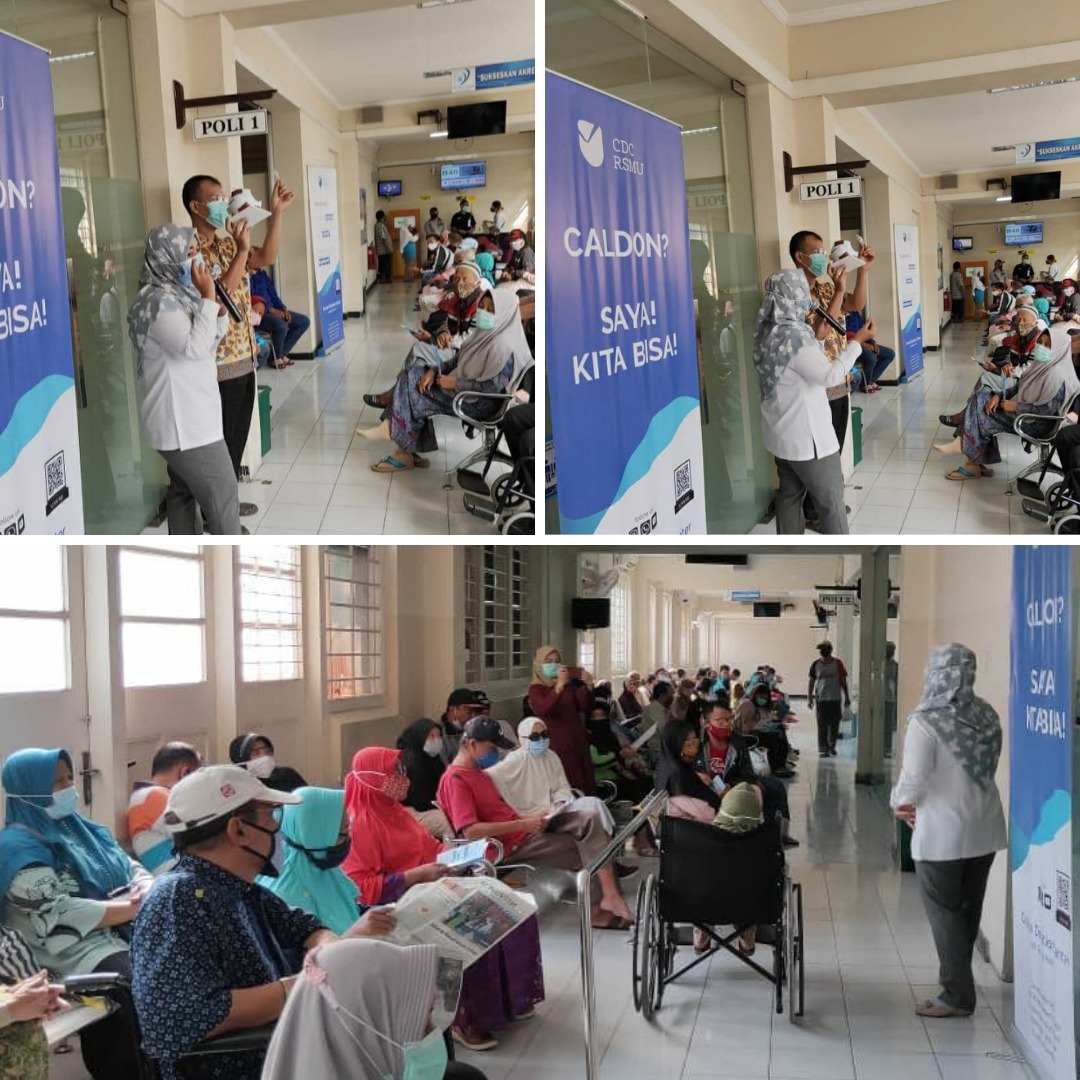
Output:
top-left (371, 455), bottom-right (414, 473)
top-left (592, 915), bottom-right (633, 931)
top-left (947, 467), bottom-right (981, 480)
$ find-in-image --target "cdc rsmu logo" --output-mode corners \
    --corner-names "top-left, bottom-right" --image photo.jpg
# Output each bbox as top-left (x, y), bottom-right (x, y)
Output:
top-left (577, 120), bottom-right (604, 168)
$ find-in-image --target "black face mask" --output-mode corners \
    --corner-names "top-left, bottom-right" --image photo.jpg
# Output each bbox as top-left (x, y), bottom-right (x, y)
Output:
top-left (287, 835), bottom-right (351, 871)
top-left (240, 819), bottom-right (282, 879)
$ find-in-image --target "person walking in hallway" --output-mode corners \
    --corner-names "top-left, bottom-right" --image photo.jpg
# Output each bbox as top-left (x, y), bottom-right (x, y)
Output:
top-left (807, 640), bottom-right (849, 756)
top-left (374, 211), bottom-right (393, 283)
top-left (949, 263), bottom-right (966, 323)
top-left (890, 643), bottom-right (1006, 1019)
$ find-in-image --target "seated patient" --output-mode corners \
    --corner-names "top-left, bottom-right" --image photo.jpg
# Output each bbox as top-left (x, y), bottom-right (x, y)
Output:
top-left (712, 782), bottom-right (767, 956)
top-left (229, 732), bottom-right (308, 793)
top-left (261, 938), bottom-right (487, 1080)
top-left (396, 718), bottom-right (453, 840)
top-left (130, 766), bottom-right (384, 1080)
top-left (0, 928), bottom-right (66, 1080)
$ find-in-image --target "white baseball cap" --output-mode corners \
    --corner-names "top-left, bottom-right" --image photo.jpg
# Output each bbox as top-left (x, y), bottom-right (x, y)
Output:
top-left (162, 764), bottom-right (301, 834)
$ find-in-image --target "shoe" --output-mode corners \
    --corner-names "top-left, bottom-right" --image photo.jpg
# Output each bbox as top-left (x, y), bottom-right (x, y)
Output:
top-left (782, 836), bottom-right (800, 848)
top-left (773, 768), bottom-right (796, 779)
top-left (238, 502), bottom-right (258, 517)
top-left (915, 998), bottom-right (972, 1019)
top-left (452, 1027), bottom-right (498, 1051)
top-left (938, 414), bottom-right (960, 427)
top-left (363, 393), bottom-right (388, 409)
top-left (515, 1008), bottom-right (536, 1021)
top-left (829, 749), bottom-right (838, 757)
top-left (819, 749), bottom-right (830, 756)
top-left (615, 860), bottom-right (639, 880)
top-left (240, 525), bottom-right (250, 535)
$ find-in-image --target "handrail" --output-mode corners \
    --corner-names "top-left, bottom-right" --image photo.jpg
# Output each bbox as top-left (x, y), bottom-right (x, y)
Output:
top-left (577, 789), bottom-right (668, 1080)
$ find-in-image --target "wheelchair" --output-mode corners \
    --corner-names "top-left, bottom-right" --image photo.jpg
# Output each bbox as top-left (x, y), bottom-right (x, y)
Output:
top-left (631, 816), bottom-right (804, 1022)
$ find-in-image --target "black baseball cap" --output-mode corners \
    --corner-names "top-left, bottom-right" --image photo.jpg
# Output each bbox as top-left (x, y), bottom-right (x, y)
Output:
top-left (447, 688), bottom-right (491, 710)
top-left (462, 716), bottom-right (515, 749)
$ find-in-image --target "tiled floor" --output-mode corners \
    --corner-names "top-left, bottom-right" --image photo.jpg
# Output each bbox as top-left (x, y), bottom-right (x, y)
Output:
top-left (144, 282), bottom-right (505, 536)
top-left (452, 724), bottom-right (1034, 1080)
top-left (755, 322), bottom-right (1053, 535)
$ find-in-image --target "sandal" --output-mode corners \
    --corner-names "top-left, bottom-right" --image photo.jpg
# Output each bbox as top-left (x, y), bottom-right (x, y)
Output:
top-left (371, 455), bottom-right (414, 473)
top-left (592, 914), bottom-right (633, 931)
top-left (737, 939), bottom-right (756, 958)
top-left (412, 453), bottom-right (431, 469)
top-left (978, 465), bottom-right (994, 477)
top-left (946, 467), bottom-right (981, 481)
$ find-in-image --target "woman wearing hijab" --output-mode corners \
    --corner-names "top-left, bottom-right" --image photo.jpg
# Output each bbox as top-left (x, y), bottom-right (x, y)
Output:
top-left (341, 747), bottom-right (544, 1052)
top-left (228, 732), bottom-right (308, 792)
top-left (397, 718), bottom-right (452, 839)
top-left (261, 939), bottom-right (488, 1080)
top-left (527, 645), bottom-right (596, 795)
top-left (0, 749), bottom-right (152, 1080)
top-left (128, 224), bottom-right (239, 534)
top-left (934, 322), bottom-right (1074, 480)
top-left (711, 783), bottom-right (767, 955)
top-left (585, 701), bottom-right (652, 803)
top-left (656, 719), bottom-right (722, 823)
top-left (357, 287), bottom-right (524, 473)
top-left (891, 644), bottom-right (1007, 1019)
top-left (753, 269), bottom-right (875, 534)
top-left (475, 251), bottom-right (497, 288)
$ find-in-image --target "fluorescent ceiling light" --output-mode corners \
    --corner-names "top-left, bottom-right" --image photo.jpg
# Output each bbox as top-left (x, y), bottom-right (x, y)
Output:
top-left (996, 195), bottom-right (1011, 202)
top-left (417, 0), bottom-right (479, 8)
top-left (988, 76), bottom-right (1079, 94)
top-left (682, 126), bottom-right (719, 136)
top-left (429, 131), bottom-right (448, 139)
top-left (50, 51), bottom-right (95, 63)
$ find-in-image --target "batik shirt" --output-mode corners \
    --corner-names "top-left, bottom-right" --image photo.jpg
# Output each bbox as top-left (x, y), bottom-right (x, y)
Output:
top-left (807, 279), bottom-right (850, 402)
top-left (130, 855), bottom-right (322, 1080)
top-left (197, 233), bottom-right (256, 383)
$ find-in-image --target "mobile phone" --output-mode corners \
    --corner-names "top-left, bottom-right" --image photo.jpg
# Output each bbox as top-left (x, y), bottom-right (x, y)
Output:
top-left (106, 884), bottom-right (134, 899)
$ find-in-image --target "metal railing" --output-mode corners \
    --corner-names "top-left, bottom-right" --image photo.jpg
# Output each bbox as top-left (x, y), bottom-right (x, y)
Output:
top-left (576, 789), bottom-right (668, 1080)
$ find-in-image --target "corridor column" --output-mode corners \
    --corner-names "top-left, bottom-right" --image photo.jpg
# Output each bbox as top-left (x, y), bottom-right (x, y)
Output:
top-left (855, 548), bottom-right (889, 785)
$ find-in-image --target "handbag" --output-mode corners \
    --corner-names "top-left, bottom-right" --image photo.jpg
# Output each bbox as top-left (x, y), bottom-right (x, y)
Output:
top-left (749, 747), bottom-right (771, 778)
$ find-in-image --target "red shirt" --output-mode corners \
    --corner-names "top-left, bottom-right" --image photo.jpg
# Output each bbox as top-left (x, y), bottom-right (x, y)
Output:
top-left (437, 765), bottom-right (526, 855)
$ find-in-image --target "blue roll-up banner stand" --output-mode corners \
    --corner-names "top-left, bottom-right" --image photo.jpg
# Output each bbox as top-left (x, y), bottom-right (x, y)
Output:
top-left (545, 71), bottom-right (706, 535)
top-left (893, 223), bottom-right (924, 382)
top-left (307, 166), bottom-right (345, 355)
top-left (1009, 546), bottom-right (1075, 1080)
top-left (0, 32), bottom-right (85, 534)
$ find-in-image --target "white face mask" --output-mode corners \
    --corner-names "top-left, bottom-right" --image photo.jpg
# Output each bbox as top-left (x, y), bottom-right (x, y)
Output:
top-left (511, 239), bottom-right (525, 252)
top-left (246, 756), bottom-right (275, 780)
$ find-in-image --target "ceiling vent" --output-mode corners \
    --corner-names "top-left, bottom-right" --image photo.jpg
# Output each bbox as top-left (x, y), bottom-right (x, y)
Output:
top-left (359, 106), bottom-right (384, 125)
top-left (938, 174), bottom-right (959, 190)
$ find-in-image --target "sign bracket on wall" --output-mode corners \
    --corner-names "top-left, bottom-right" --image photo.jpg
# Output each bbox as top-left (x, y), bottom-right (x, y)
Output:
top-left (783, 150), bottom-right (868, 194)
top-left (173, 79), bottom-right (275, 130)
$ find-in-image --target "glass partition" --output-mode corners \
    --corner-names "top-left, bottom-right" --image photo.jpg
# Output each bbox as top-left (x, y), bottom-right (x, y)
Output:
top-left (0, 0), bottom-right (165, 533)
top-left (546, 0), bottom-right (772, 533)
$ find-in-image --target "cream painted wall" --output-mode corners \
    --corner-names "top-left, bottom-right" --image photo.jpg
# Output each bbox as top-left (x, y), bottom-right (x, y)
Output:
top-left (950, 210), bottom-right (1080, 283)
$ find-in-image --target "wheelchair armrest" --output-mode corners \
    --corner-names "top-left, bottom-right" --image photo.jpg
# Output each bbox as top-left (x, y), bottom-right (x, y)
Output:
top-left (451, 390), bottom-right (514, 424)
top-left (1015, 411), bottom-right (1070, 442)
top-left (184, 1023), bottom-right (277, 1058)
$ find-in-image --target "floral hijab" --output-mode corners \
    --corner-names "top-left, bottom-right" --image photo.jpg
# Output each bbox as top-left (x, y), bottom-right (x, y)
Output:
top-left (127, 225), bottom-right (203, 364)
top-left (752, 269), bottom-right (819, 399)
top-left (910, 643), bottom-right (1001, 789)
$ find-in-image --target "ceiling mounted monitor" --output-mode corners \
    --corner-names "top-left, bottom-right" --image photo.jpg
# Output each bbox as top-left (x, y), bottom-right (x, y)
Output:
top-left (447, 101), bottom-right (507, 139)
top-left (1011, 171), bottom-right (1061, 202)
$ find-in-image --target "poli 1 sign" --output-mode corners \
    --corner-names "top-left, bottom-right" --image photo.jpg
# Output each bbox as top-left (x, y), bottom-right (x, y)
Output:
top-left (798, 177), bottom-right (863, 203)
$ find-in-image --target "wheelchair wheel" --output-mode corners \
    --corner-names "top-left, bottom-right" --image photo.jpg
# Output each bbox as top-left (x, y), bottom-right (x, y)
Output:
top-left (631, 878), bottom-right (649, 1012)
top-left (773, 917), bottom-right (785, 1015)
top-left (491, 472), bottom-right (528, 511)
top-left (786, 881), bottom-right (805, 1021)
top-left (1054, 513), bottom-right (1080, 536)
top-left (501, 511), bottom-right (534, 535)
top-left (795, 882), bottom-right (805, 1018)
top-left (1046, 480), bottom-right (1070, 516)
top-left (641, 876), bottom-right (663, 1019)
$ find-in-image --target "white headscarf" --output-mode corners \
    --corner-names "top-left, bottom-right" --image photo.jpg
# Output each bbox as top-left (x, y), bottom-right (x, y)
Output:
top-left (487, 717), bottom-right (573, 814)
top-left (261, 940), bottom-right (437, 1080)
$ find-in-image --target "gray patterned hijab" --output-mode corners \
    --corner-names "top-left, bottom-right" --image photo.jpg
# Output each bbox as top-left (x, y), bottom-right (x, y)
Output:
top-left (752, 269), bottom-right (819, 400)
top-left (127, 225), bottom-right (204, 364)
top-left (910, 643), bottom-right (1001, 789)
top-left (457, 288), bottom-right (528, 382)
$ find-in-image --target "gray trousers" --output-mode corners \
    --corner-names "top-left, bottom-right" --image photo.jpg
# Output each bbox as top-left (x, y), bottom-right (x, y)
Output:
top-left (775, 453), bottom-right (849, 534)
top-left (159, 440), bottom-right (241, 535)
top-left (914, 852), bottom-right (996, 1011)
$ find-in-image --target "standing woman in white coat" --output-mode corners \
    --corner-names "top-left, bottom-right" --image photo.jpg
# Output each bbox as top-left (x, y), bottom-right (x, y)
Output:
top-left (128, 225), bottom-right (240, 534)
top-left (752, 269), bottom-right (876, 534)
top-left (890, 643), bottom-right (1007, 1019)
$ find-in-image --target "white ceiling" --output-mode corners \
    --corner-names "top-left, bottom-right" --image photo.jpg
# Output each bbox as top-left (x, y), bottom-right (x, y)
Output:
top-left (761, 0), bottom-right (954, 26)
top-left (265, 0), bottom-right (533, 106)
top-left (864, 80), bottom-right (1080, 176)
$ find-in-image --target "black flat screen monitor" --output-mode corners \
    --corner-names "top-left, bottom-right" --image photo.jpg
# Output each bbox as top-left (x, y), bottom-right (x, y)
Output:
top-left (1011, 171), bottom-right (1061, 202)
top-left (447, 101), bottom-right (507, 139)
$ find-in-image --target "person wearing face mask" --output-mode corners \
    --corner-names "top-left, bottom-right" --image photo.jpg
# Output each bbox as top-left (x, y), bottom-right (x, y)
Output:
top-left (396, 718), bottom-right (453, 839)
top-left (375, 210), bottom-right (394, 283)
top-left (527, 645), bottom-right (597, 795)
top-left (0, 748), bottom-right (153, 1080)
top-left (934, 322), bottom-right (1076, 480)
top-left (182, 174), bottom-right (295, 519)
top-left (421, 234), bottom-right (454, 287)
top-left (128, 224), bottom-right (241, 534)
top-left (450, 198), bottom-right (476, 237)
top-left (734, 679), bottom-right (796, 778)
top-left (130, 766), bottom-right (392, 1080)
top-left (127, 741), bottom-right (203, 876)
top-left (1055, 279), bottom-right (1080, 322)
top-left (424, 206), bottom-right (446, 239)
top-left (343, 746), bottom-right (544, 1052)
top-left (807, 641), bottom-right (850, 758)
top-left (501, 229), bottom-right (534, 282)
top-left (261, 938), bottom-right (489, 1080)
top-left (486, 200), bottom-right (507, 235)
top-left (1012, 252), bottom-right (1035, 284)
top-left (358, 288), bottom-right (525, 473)
top-left (989, 258), bottom-right (1006, 287)
top-left (1042, 253), bottom-right (1061, 290)
top-left (949, 261), bottom-right (966, 323)
top-left (229, 733), bottom-right (308, 793)
top-left (439, 718), bottom-right (636, 931)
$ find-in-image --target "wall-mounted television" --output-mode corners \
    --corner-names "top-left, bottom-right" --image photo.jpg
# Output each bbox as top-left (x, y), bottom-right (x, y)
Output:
top-left (1012, 171), bottom-right (1061, 203)
top-left (377, 179), bottom-right (402, 197)
top-left (1005, 221), bottom-right (1044, 245)
top-left (952, 236), bottom-right (973, 251)
top-left (571, 597), bottom-right (610, 630)
top-left (752, 601), bottom-right (782, 618)
top-left (447, 101), bottom-right (507, 140)
top-left (440, 162), bottom-right (487, 191)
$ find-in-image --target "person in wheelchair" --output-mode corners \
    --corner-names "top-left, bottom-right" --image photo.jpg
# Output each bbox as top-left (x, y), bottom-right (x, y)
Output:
top-left (357, 289), bottom-right (529, 474)
top-left (341, 746), bottom-right (545, 1054)
top-left (261, 939), bottom-right (487, 1080)
top-left (712, 783), bottom-right (767, 957)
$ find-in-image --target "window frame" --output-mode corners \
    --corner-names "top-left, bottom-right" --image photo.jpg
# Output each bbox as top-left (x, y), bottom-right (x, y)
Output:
top-left (235, 545), bottom-right (304, 684)
top-left (609, 574), bottom-right (630, 676)
top-left (463, 545), bottom-right (533, 683)
top-left (0, 548), bottom-right (72, 695)
top-left (322, 545), bottom-right (385, 709)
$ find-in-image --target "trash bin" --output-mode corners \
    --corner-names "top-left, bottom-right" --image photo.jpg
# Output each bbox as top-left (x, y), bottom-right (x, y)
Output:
top-left (258, 385), bottom-right (271, 457)
top-left (852, 405), bottom-right (863, 466)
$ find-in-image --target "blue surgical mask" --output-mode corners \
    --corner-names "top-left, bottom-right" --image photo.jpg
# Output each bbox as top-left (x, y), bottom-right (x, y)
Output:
top-left (180, 253), bottom-right (203, 290)
top-left (475, 749), bottom-right (500, 770)
top-left (540, 662), bottom-right (560, 679)
top-left (203, 198), bottom-right (229, 230)
top-left (46, 787), bottom-right (79, 820)
top-left (526, 737), bottom-right (550, 758)
top-left (474, 308), bottom-right (497, 332)
top-left (1032, 344), bottom-right (1053, 363)
top-left (807, 253), bottom-right (828, 277)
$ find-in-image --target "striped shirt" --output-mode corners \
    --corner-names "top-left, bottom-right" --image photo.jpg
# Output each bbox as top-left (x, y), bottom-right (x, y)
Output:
top-left (127, 784), bottom-right (177, 876)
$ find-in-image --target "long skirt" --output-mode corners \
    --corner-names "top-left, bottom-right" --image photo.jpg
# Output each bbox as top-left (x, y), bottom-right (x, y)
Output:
top-left (959, 385), bottom-right (1064, 464)
top-left (454, 916), bottom-right (545, 1034)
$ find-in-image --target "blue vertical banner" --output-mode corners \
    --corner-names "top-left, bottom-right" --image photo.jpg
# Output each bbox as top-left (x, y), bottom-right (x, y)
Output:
top-left (0, 32), bottom-right (85, 534)
top-left (545, 72), bottom-right (706, 535)
top-left (306, 166), bottom-right (344, 353)
top-left (893, 223), bottom-right (924, 381)
top-left (1010, 546), bottom-right (1074, 1080)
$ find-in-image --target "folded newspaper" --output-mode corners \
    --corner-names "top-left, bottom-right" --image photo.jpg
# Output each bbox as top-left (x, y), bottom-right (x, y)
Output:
top-left (388, 876), bottom-right (537, 968)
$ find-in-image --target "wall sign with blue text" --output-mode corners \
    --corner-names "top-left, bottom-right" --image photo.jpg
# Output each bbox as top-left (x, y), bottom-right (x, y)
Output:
top-left (452, 61), bottom-right (534, 93)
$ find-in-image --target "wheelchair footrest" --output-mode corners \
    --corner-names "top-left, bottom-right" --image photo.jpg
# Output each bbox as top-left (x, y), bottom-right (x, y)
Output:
top-left (462, 495), bottom-right (498, 523)
top-left (456, 467), bottom-right (491, 496)
top-left (1015, 477), bottom-right (1045, 501)
top-left (1022, 499), bottom-right (1052, 523)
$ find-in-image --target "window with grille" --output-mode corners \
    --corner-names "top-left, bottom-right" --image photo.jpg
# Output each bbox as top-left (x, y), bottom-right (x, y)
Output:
top-left (118, 545), bottom-right (206, 688)
top-left (463, 546), bottom-right (532, 682)
top-left (578, 631), bottom-right (596, 673)
top-left (648, 586), bottom-right (657, 668)
top-left (323, 546), bottom-right (382, 702)
top-left (238, 546), bottom-right (303, 682)
top-left (609, 576), bottom-right (630, 674)
top-left (660, 592), bottom-right (672, 667)
top-left (679, 609), bottom-right (690, 669)
top-left (0, 548), bottom-right (71, 694)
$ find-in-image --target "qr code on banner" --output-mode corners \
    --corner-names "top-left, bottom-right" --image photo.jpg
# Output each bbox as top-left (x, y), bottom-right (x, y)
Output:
top-left (1057, 871), bottom-right (1072, 929)
top-left (44, 451), bottom-right (70, 516)
top-left (673, 459), bottom-right (695, 513)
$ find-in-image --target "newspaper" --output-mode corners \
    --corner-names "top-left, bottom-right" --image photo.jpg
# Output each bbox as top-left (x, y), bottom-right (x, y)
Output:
top-left (437, 840), bottom-right (490, 869)
top-left (388, 876), bottom-right (537, 968)
top-left (631, 723), bottom-right (657, 751)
